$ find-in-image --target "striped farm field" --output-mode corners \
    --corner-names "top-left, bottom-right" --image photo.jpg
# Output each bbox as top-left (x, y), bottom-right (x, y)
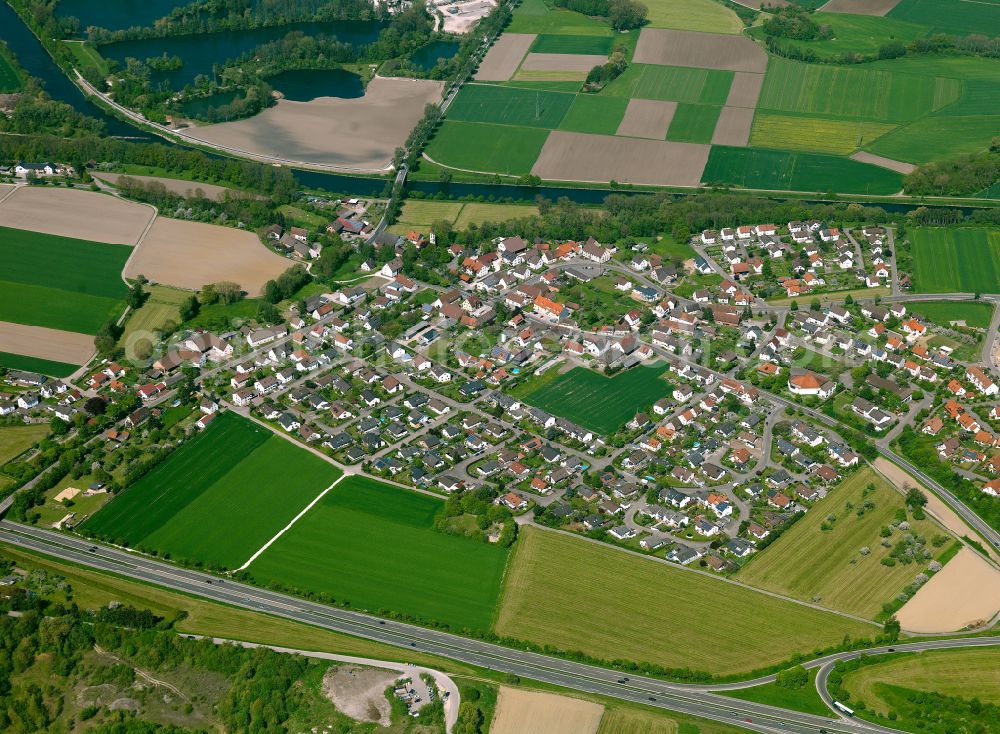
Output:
top-left (866, 114), bottom-right (1000, 165)
top-left (749, 113), bottom-right (897, 155)
top-left (910, 227), bottom-right (1000, 294)
top-left (642, 0), bottom-right (743, 34)
top-left (603, 64), bottom-right (733, 105)
top-left (666, 103), bottom-right (722, 143)
top-left (425, 120), bottom-right (549, 175)
top-left (531, 34), bottom-right (614, 54)
top-left (447, 83), bottom-right (574, 128)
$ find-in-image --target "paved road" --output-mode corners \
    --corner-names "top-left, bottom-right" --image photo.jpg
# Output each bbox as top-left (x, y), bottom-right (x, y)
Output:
top-left (1, 519), bottom-right (964, 734)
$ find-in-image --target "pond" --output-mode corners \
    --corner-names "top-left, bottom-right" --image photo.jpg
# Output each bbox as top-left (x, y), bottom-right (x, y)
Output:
top-left (408, 40), bottom-right (460, 71)
top-left (179, 89), bottom-right (241, 118)
top-left (99, 20), bottom-right (387, 89)
top-left (56, 0), bottom-right (187, 33)
top-left (267, 68), bottom-right (364, 102)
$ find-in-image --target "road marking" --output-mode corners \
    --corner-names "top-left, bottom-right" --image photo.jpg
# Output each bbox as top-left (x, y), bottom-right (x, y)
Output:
top-left (237, 472), bottom-right (350, 570)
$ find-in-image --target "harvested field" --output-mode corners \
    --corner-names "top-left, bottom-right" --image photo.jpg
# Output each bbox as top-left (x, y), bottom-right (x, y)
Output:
top-left (92, 172), bottom-right (238, 201)
top-left (0, 321), bottom-right (94, 365)
top-left (0, 183), bottom-right (14, 201)
top-left (615, 99), bottom-right (676, 139)
top-left (519, 53), bottom-right (607, 72)
top-left (474, 33), bottom-right (536, 81)
top-left (633, 29), bottom-right (768, 73)
top-left (491, 688), bottom-right (603, 734)
top-left (0, 186), bottom-right (153, 245)
top-left (322, 665), bottom-right (397, 727)
top-left (895, 547), bottom-right (1000, 632)
top-left (821, 0), bottom-right (901, 15)
top-left (725, 72), bottom-right (765, 108)
top-left (124, 217), bottom-right (289, 296)
top-left (188, 77), bottom-right (444, 171)
top-left (849, 151), bottom-right (917, 174)
top-left (531, 131), bottom-right (709, 187)
top-left (711, 106), bottom-right (754, 146)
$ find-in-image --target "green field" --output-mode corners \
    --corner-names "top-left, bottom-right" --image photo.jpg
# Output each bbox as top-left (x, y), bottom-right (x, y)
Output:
top-left (558, 94), bottom-right (629, 134)
top-left (604, 64), bottom-right (733, 105)
top-left (0, 46), bottom-right (22, 92)
top-left (121, 285), bottom-right (187, 342)
top-left (703, 146), bottom-right (904, 195)
top-left (0, 351), bottom-right (78, 377)
top-left (903, 300), bottom-right (994, 329)
top-left (531, 34), bottom-right (614, 54)
top-left (889, 0), bottom-right (1000, 36)
top-left (511, 364), bottom-right (671, 435)
top-left (497, 527), bottom-right (875, 676)
top-left (62, 40), bottom-right (110, 79)
top-left (735, 469), bottom-right (955, 619)
top-left (506, 0), bottom-right (613, 36)
top-left (247, 476), bottom-right (509, 632)
top-left (666, 104), bottom-right (722, 144)
top-left (642, 0), bottom-right (743, 34)
top-left (720, 668), bottom-right (832, 718)
top-left (452, 202), bottom-right (541, 229)
top-left (867, 114), bottom-right (1000, 164)
top-left (910, 227), bottom-right (1000, 294)
top-left (0, 424), bottom-right (49, 466)
top-left (750, 14), bottom-right (931, 59)
top-left (749, 113), bottom-right (896, 156)
top-left (393, 200), bottom-right (541, 234)
top-left (82, 412), bottom-right (341, 569)
top-left (448, 84), bottom-right (575, 128)
top-left (425, 120), bottom-right (549, 175)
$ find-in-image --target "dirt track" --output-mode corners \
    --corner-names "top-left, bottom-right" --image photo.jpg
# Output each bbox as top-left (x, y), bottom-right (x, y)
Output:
top-left (0, 186), bottom-right (154, 245)
top-left (532, 131), bottom-right (710, 187)
top-left (491, 688), bottom-right (603, 734)
top-left (0, 321), bottom-right (94, 364)
top-left (616, 99), bottom-right (677, 139)
top-left (820, 0), bottom-right (901, 15)
top-left (725, 72), bottom-right (766, 108)
top-left (124, 217), bottom-right (290, 296)
top-left (520, 53), bottom-right (607, 72)
top-left (896, 547), bottom-right (1000, 632)
top-left (850, 151), bottom-right (917, 174)
top-left (474, 33), bottom-right (536, 81)
top-left (634, 29), bottom-right (768, 73)
top-left (712, 106), bottom-right (755, 146)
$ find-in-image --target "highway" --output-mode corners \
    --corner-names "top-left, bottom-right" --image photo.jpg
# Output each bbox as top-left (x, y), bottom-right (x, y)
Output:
top-left (3, 521), bottom-right (997, 734)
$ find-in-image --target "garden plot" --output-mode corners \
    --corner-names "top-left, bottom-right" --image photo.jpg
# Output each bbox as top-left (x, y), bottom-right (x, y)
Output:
top-left (821, 0), bottom-right (902, 15)
top-left (0, 322), bottom-right (94, 365)
top-left (474, 33), bottom-right (536, 80)
top-left (633, 29), bottom-right (768, 73)
top-left (519, 53), bottom-right (608, 72)
top-left (531, 131), bottom-right (709, 187)
top-left (0, 186), bottom-right (153, 245)
top-left (725, 71), bottom-right (766, 108)
top-left (711, 106), bottom-right (755, 146)
top-left (615, 99), bottom-right (677, 139)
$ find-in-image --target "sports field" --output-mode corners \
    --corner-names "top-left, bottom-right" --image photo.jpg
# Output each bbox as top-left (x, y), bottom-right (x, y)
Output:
top-left (425, 120), bottom-right (549, 175)
top-left (736, 469), bottom-right (955, 619)
top-left (903, 301), bottom-right (994, 329)
top-left (247, 475), bottom-right (510, 632)
top-left (496, 527), bottom-right (875, 676)
top-left (0, 351), bottom-right (78, 378)
top-left (82, 412), bottom-right (341, 569)
top-left (889, 0), bottom-right (1000, 36)
top-left (909, 227), bottom-right (1000, 293)
top-left (511, 364), bottom-right (671, 435)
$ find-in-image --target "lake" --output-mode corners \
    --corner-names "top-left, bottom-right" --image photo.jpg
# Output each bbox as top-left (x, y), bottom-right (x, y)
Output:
top-left (57, 0), bottom-right (187, 32)
top-left (268, 68), bottom-right (364, 101)
top-left (409, 40), bottom-right (459, 71)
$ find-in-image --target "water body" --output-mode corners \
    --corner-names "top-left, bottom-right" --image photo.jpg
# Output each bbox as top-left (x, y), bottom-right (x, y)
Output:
top-left (180, 89), bottom-right (241, 118)
top-left (408, 40), bottom-right (459, 71)
top-left (56, 0), bottom-right (186, 33)
top-left (268, 68), bottom-right (364, 101)
top-left (100, 20), bottom-right (387, 89)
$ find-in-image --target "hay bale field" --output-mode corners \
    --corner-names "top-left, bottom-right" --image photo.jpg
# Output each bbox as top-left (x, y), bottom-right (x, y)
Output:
top-left (895, 547), bottom-right (1000, 632)
top-left (532, 131), bottom-right (709, 186)
top-left (0, 186), bottom-right (153, 245)
top-left (0, 321), bottom-right (94, 366)
top-left (474, 33), bottom-right (536, 80)
top-left (491, 688), bottom-right (603, 734)
top-left (92, 172), bottom-right (238, 201)
top-left (710, 106), bottom-right (755, 146)
top-left (724, 71), bottom-right (765, 108)
top-left (849, 151), bottom-right (917, 173)
top-left (124, 217), bottom-right (289, 296)
top-left (633, 29), bottom-right (768, 73)
top-left (520, 53), bottom-right (608, 72)
top-left (821, 0), bottom-right (902, 16)
top-left (615, 99), bottom-right (677, 139)
top-left (188, 77), bottom-right (444, 171)
top-left (496, 527), bottom-right (875, 676)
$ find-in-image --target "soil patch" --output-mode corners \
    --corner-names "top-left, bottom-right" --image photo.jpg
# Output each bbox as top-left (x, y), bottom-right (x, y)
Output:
top-left (322, 665), bottom-right (397, 727)
top-left (725, 72), bottom-right (766, 108)
top-left (491, 687), bottom-right (603, 734)
top-left (849, 151), bottom-right (917, 174)
top-left (711, 106), bottom-right (755, 146)
top-left (187, 77), bottom-right (444, 172)
top-left (896, 547), bottom-right (1000, 632)
top-left (616, 99), bottom-right (677, 139)
top-left (520, 53), bottom-right (607, 72)
top-left (437, 0), bottom-right (499, 34)
top-left (0, 187), bottom-right (153, 245)
top-left (820, 0), bottom-right (901, 15)
top-left (93, 172), bottom-right (240, 201)
top-left (124, 217), bottom-right (289, 296)
top-left (633, 28), bottom-right (768, 72)
top-left (0, 321), bottom-right (95, 364)
top-left (531, 131), bottom-right (709, 186)
top-left (54, 487), bottom-right (81, 502)
top-left (475, 33), bottom-right (536, 81)
top-left (0, 183), bottom-right (15, 202)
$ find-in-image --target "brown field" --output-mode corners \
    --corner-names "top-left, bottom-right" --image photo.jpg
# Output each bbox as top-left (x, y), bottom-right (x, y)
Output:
top-left (92, 172), bottom-right (240, 201)
top-left (895, 547), bottom-right (1000, 632)
top-left (711, 106), bottom-right (755, 146)
top-left (849, 151), bottom-right (917, 174)
top-left (0, 183), bottom-right (15, 203)
top-left (187, 77), bottom-right (444, 172)
top-left (820, 0), bottom-right (901, 15)
top-left (633, 29), bottom-right (768, 73)
top-left (123, 217), bottom-right (289, 296)
top-left (491, 688), bottom-right (603, 734)
top-left (531, 131), bottom-right (709, 186)
top-left (0, 186), bottom-right (154, 245)
top-left (616, 99), bottom-right (677, 139)
top-left (725, 72), bottom-right (766, 108)
top-left (520, 53), bottom-right (608, 72)
top-left (0, 321), bottom-right (95, 364)
top-left (474, 33), bottom-right (536, 81)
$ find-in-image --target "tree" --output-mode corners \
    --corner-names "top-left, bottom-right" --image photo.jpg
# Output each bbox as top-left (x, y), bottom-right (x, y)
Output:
top-left (127, 282), bottom-right (147, 310)
top-left (775, 664), bottom-right (809, 689)
top-left (810, 298), bottom-right (821, 311)
top-left (257, 301), bottom-right (280, 324)
top-left (607, 0), bottom-right (648, 30)
top-left (789, 299), bottom-right (799, 311)
top-left (883, 616), bottom-right (901, 639)
top-left (84, 397), bottom-right (107, 416)
top-left (213, 281), bottom-right (243, 305)
top-left (179, 294), bottom-right (199, 322)
top-left (905, 486), bottom-right (927, 508)
top-left (49, 416), bottom-right (69, 436)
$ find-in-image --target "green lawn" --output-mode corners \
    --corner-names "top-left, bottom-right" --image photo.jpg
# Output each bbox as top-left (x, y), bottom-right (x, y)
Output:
top-left (447, 84), bottom-right (575, 128)
top-left (496, 527), bottom-right (876, 677)
top-left (425, 120), bottom-right (550, 175)
top-left (510, 364), bottom-right (671, 435)
top-left (666, 104), bottom-right (722, 144)
top-left (910, 227), bottom-right (1000, 294)
top-left (82, 412), bottom-right (341, 569)
top-left (642, 0), bottom-right (743, 34)
top-left (0, 424), bottom-right (49, 466)
top-left (0, 352), bottom-right (79, 377)
top-left (247, 476), bottom-right (510, 632)
top-left (603, 64), bottom-right (733, 105)
top-left (558, 94), bottom-right (629, 135)
top-left (720, 668), bottom-right (833, 718)
top-left (531, 34), bottom-right (614, 54)
top-left (903, 300), bottom-right (994, 329)
top-left (735, 468), bottom-right (955, 619)
top-left (889, 0), bottom-right (1000, 36)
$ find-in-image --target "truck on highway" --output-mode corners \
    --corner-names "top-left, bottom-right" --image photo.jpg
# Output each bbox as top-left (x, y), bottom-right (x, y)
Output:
top-left (834, 701), bottom-right (855, 716)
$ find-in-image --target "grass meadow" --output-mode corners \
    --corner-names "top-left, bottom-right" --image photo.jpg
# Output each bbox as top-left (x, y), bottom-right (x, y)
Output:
top-left (496, 527), bottom-right (875, 676)
top-left (247, 475), bottom-right (510, 632)
top-left (641, 0), bottom-right (742, 34)
top-left (82, 412), bottom-right (341, 569)
top-left (867, 114), bottom-right (1000, 165)
top-left (531, 34), bottom-right (614, 54)
top-left (394, 200), bottom-right (541, 234)
top-left (447, 84), bottom-right (574, 128)
top-left (903, 300), bottom-right (994, 329)
top-left (0, 48), bottom-right (22, 92)
top-left (735, 468), bottom-right (955, 619)
top-left (0, 352), bottom-right (78, 378)
top-left (0, 424), bottom-right (48, 466)
top-left (603, 65), bottom-right (733, 105)
top-left (910, 227), bottom-right (1000, 293)
top-left (889, 0), bottom-right (1000, 36)
top-left (667, 104), bottom-right (722, 144)
top-left (558, 94), bottom-right (629, 135)
top-left (425, 120), bottom-right (549, 175)
top-left (720, 669), bottom-right (832, 718)
top-left (121, 285), bottom-right (187, 342)
top-left (511, 364), bottom-right (671, 435)
top-left (507, 0), bottom-right (613, 36)
top-left (750, 14), bottom-right (931, 60)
